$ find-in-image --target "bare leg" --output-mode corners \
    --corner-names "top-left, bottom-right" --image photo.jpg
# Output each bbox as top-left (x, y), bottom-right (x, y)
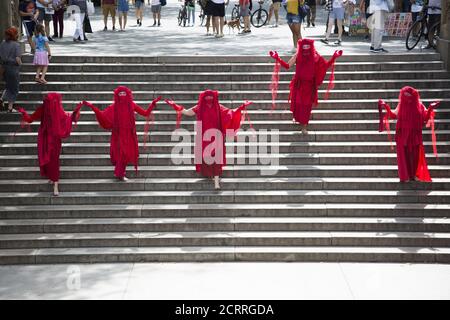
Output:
top-left (41, 66), bottom-right (48, 82)
top-left (214, 176), bottom-right (221, 189)
top-left (53, 181), bottom-right (59, 196)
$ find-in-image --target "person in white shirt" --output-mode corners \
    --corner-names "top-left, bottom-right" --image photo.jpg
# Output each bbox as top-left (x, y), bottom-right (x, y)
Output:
top-left (367, 0), bottom-right (389, 53)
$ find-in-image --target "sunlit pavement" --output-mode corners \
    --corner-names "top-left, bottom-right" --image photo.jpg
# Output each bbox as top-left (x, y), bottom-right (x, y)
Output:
top-left (1, 262), bottom-right (450, 299)
top-left (23, 2), bottom-right (434, 57)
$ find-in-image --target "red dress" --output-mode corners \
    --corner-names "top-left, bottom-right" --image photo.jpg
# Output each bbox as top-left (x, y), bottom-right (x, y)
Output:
top-left (379, 86), bottom-right (437, 182)
top-left (18, 93), bottom-right (82, 182)
top-left (83, 86), bottom-right (156, 178)
top-left (270, 39), bottom-right (342, 125)
top-left (193, 90), bottom-right (245, 177)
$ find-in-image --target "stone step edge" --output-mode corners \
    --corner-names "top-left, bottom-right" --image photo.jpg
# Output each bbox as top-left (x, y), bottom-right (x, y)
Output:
top-left (0, 246), bottom-right (449, 264)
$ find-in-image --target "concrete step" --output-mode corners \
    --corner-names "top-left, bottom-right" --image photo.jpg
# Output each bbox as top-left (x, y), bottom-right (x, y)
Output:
top-left (1, 203), bottom-right (448, 219)
top-left (1, 153), bottom-right (448, 167)
top-left (3, 130), bottom-right (450, 144)
top-left (2, 178), bottom-right (450, 193)
top-left (1, 246), bottom-right (449, 264)
top-left (1, 216), bottom-right (449, 234)
top-left (18, 61), bottom-right (445, 73)
top-left (15, 89), bottom-right (450, 101)
top-left (1, 231), bottom-right (450, 249)
top-left (1, 141), bottom-right (448, 157)
top-left (11, 99), bottom-right (450, 112)
top-left (17, 70), bottom-right (450, 82)
top-left (15, 79), bottom-right (450, 91)
top-left (0, 190), bottom-right (448, 206)
top-left (19, 53), bottom-right (443, 63)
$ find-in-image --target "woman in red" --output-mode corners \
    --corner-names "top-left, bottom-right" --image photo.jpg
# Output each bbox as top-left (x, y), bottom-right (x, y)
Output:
top-left (82, 86), bottom-right (161, 180)
top-left (269, 38), bottom-right (343, 134)
top-left (165, 90), bottom-right (252, 189)
top-left (378, 86), bottom-right (439, 182)
top-left (17, 93), bottom-right (82, 196)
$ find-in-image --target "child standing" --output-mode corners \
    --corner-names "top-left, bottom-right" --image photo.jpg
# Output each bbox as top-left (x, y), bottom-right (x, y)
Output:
top-left (32, 24), bottom-right (52, 84)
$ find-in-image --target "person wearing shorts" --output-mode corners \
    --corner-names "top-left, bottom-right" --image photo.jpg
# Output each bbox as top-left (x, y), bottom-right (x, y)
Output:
top-left (102, 0), bottom-right (117, 31)
top-left (19, 0), bottom-right (39, 52)
top-left (118, 0), bottom-right (130, 31)
top-left (36, 0), bottom-right (55, 41)
top-left (151, 0), bottom-right (161, 26)
top-left (135, 0), bottom-right (144, 26)
top-left (285, 0), bottom-right (303, 52)
top-left (239, 0), bottom-right (251, 34)
top-left (268, 0), bottom-right (282, 27)
top-left (210, 0), bottom-right (225, 38)
top-left (321, 0), bottom-right (348, 46)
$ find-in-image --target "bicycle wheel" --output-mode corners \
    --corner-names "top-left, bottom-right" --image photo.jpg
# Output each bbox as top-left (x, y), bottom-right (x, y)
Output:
top-left (251, 9), bottom-right (268, 28)
top-left (406, 20), bottom-right (424, 50)
top-left (427, 21), bottom-right (441, 49)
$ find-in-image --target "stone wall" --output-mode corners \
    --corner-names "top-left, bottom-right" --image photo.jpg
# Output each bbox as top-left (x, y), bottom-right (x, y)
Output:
top-left (0, 0), bottom-right (20, 42)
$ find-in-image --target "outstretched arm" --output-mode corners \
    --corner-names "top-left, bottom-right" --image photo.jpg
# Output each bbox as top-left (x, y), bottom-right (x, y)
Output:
top-left (82, 100), bottom-right (113, 129)
top-left (379, 99), bottom-right (397, 119)
top-left (17, 106), bottom-right (44, 124)
top-left (164, 99), bottom-right (196, 116)
top-left (269, 51), bottom-right (291, 70)
top-left (327, 50), bottom-right (343, 69)
top-left (134, 96), bottom-right (162, 117)
top-left (425, 101), bottom-right (439, 122)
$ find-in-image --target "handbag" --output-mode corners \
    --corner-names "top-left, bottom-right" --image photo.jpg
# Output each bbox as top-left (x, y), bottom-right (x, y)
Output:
top-left (160, 0), bottom-right (167, 6)
top-left (84, 15), bottom-right (93, 33)
top-left (87, 0), bottom-right (95, 15)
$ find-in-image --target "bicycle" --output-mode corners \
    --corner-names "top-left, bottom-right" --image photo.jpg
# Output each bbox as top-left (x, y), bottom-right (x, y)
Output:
top-left (231, 2), bottom-right (245, 28)
top-left (178, 3), bottom-right (188, 27)
top-left (405, 4), bottom-right (441, 51)
top-left (251, 0), bottom-right (268, 28)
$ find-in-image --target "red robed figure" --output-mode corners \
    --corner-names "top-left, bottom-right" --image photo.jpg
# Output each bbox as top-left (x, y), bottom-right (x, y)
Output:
top-left (17, 93), bottom-right (82, 182)
top-left (269, 38), bottom-right (343, 125)
top-left (378, 86), bottom-right (439, 182)
top-left (82, 86), bottom-right (160, 179)
top-left (166, 89), bottom-right (251, 178)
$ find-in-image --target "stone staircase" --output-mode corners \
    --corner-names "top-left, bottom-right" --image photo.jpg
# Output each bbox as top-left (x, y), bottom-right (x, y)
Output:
top-left (0, 53), bottom-right (449, 264)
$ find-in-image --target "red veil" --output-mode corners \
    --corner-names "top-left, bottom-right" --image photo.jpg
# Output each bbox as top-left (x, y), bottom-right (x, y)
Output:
top-left (84, 86), bottom-right (157, 173)
top-left (270, 39), bottom-right (342, 110)
top-left (379, 86), bottom-right (437, 182)
top-left (192, 90), bottom-right (245, 174)
top-left (18, 92), bottom-right (81, 180)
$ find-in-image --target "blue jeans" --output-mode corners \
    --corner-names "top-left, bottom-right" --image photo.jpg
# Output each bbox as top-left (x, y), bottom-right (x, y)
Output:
top-left (188, 6), bottom-right (195, 24)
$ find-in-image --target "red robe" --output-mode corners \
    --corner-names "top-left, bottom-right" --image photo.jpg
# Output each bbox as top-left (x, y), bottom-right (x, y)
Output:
top-left (270, 39), bottom-right (342, 125)
top-left (83, 86), bottom-right (156, 177)
top-left (168, 90), bottom-right (247, 178)
top-left (18, 93), bottom-right (81, 182)
top-left (193, 91), bottom-right (244, 177)
top-left (379, 86), bottom-right (437, 182)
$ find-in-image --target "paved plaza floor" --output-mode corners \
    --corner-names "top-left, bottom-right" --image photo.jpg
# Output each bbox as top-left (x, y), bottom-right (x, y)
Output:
top-left (23, 2), bottom-right (433, 57)
top-left (1, 262), bottom-right (450, 299)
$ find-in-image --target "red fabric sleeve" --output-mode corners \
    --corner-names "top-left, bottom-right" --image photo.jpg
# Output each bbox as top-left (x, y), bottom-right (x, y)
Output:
top-left (84, 101), bottom-right (114, 130)
top-left (220, 104), bottom-right (248, 136)
top-left (423, 104), bottom-right (437, 157)
top-left (17, 106), bottom-right (44, 132)
top-left (134, 102), bottom-right (157, 148)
